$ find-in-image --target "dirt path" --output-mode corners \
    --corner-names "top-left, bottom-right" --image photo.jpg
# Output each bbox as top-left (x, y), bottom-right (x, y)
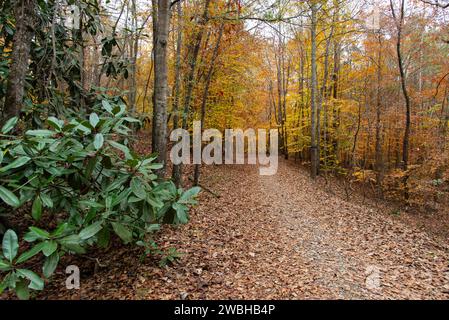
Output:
top-left (130, 159), bottom-right (448, 300)
top-left (42, 159), bottom-right (449, 300)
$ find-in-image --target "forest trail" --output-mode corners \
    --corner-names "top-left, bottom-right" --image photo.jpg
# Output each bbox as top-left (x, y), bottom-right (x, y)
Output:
top-left (43, 159), bottom-right (449, 300)
top-left (135, 159), bottom-right (449, 300)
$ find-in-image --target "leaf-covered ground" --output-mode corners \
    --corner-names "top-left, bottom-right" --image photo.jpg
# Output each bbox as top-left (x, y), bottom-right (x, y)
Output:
top-left (32, 159), bottom-right (449, 300)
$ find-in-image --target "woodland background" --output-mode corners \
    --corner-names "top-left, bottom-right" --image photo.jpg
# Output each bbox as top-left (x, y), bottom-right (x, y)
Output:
top-left (0, 0), bottom-right (448, 299)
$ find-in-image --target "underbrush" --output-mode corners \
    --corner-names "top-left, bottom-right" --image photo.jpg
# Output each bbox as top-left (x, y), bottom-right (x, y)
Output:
top-left (0, 98), bottom-right (200, 299)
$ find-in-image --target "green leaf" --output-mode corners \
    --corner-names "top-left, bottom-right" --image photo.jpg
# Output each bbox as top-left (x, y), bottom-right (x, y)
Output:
top-left (40, 193), bottom-right (53, 208)
top-left (42, 240), bottom-right (58, 257)
top-left (0, 186), bottom-right (20, 207)
top-left (178, 187), bottom-right (201, 204)
top-left (50, 223), bottom-right (68, 237)
top-left (79, 200), bottom-right (104, 209)
top-left (108, 140), bottom-right (130, 157)
top-left (173, 203), bottom-right (189, 224)
top-left (79, 221), bottom-right (103, 240)
top-left (111, 222), bottom-right (133, 244)
top-left (25, 129), bottom-right (55, 137)
top-left (102, 100), bottom-right (113, 113)
top-left (94, 133), bottom-right (104, 150)
top-left (0, 258), bottom-right (11, 271)
top-left (15, 279), bottom-right (30, 300)
top-left (148, 163), bottom-right (164, 170)
top-left (47, 117), bottom-right (64, 131)
top-left (2, 230), bottom-right (18, 262)
top-left (61, 243), bottom-right (86, 254)
top-left (0, 156), bottom-right (31, 173)
top-left (43, 252), bottom-right (59, 278)
top-left (17, 269), bottom-right (44, 291)
top-left (1, 116), bottom-right (18, 134)
top-left (131, 178), bottom-right (146, 200)
top-left (89, 113), bottom-right (100, 128)
top-left (28, 227), bottom-right (50, 240)
top-left (97, 227), bottom-right (110, 248)
top-left (32, 196), bottom-right (42, 221)
top-left (16, 242), bottom-right (46, 264)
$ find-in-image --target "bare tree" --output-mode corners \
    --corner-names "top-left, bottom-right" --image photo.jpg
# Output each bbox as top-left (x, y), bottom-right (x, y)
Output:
top-left (310, 1), bottom-right (319, 179)
top-left (174, 0), bottom-right (211, 186)
top-left (390, 0), bottom-right (411, 171)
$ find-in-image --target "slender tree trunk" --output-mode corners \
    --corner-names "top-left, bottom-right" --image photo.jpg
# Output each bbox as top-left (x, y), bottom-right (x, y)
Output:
top-left (375, 33), bottom-right (384, 192)
top-left (175, 0), bottom-right (211, 186)
top-left (129, 0), bottom-right (139, 114)
top-left (310, 3), bottom-right (319, 179)
top-left (390, 0), bottom-right (411, 171)
top-left (152, 0), bottom-right (171, 176)
top-left (390, 0), bottom-right (411, 201)
top-left (193, 20), bottom-right (225, 186)
top-left (172, 1), bottom-right (183, 186)
top-left (2, 0), bottom-right (36, 126)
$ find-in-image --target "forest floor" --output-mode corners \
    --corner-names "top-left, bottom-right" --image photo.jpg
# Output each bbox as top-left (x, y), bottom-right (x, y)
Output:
top-left (35, 158), bottom-right (449, 300)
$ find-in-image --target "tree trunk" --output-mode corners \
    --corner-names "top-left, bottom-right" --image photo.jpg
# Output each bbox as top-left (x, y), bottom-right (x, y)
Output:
top-left (174, 0), bottom-right (211, 186)
top-left (375, 33), bottom-right (384, 192)
top-left (172, 0), bottom-right (183, 186)
top-left (152, 0), bottom-right (171, 177)
top-left (390, 0), bottom-right (411, 171)
top-left (2, 0), bottom-right (36, 126)
top-left (310, 3), bottom-right (319, 179)
top-left (193, 20), bottom-right (225, 186)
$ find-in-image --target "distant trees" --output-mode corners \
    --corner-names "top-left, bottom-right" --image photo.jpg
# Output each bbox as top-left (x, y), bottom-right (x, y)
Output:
top-left (261, 0), bottom-right (448, 207)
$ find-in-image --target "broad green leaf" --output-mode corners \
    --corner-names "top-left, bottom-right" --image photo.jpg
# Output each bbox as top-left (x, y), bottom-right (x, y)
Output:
top-left (173, 203), bottom-right (189, 224)
top-left (58, 234), bottom-right (81, 245)
top-left (178, 187), bottom-right (201, 204)
top-left (89, 113), bottom-right (100, 128)
top-left (28, 227), bottom-right (50, 240)
top-left (16, 242), bottom-right (46, 264)
top-left (1, 116), bottom-right (18, 134)
top-left (0, 272), bottom-right (14, 294)
top-left (43, 252), bottom-right (59, 278)
top-left (47, 117), bottom-right (64, 131)
top-left (94, 133), bottom-right (104, 150)
top-left (147, 195), bottom-right (163, 208)
top-left (0, 258), bottom-right (11, 271)
top-left (32, 196), bottom-right (42, 221)
top-left (102, 100), bottom-right (113, 113)
top-left (2, 230), bottom-right (18, 262)
top-left (42, 240), bottom-right (58, 257)
top-left (131, 178), bottom-right (146, 200)
top-left (25, 129), bottom-right (55, 137)
top-left (0, 186), bottom-right (20, 207)
top-left (0, 156), bottom-right (31, 173)
top-left (108, 140), bottom-right (130, 157)
top-left (50, 223), bottom-right (68, 237)
top-left (146, 224), bottom-right (160, 232)
top-left (148, 163), bottom-right (164, 170)
top-left (111, 222), bottom-right (133, 244)
top-left (79, 200), bottom-right (104, 209)
top-left (17, 269), bottom-right (44, 291)
top-left (15, 279), bottom-right (30, 300)
top-left (61, 243), bottom-right (86, 254)
top-left (79, 221), bottom-right (103, 240)
top-left (97, 227), bottom-right (110, 249)
top-left (40, 193), bottom-right (53, 208)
